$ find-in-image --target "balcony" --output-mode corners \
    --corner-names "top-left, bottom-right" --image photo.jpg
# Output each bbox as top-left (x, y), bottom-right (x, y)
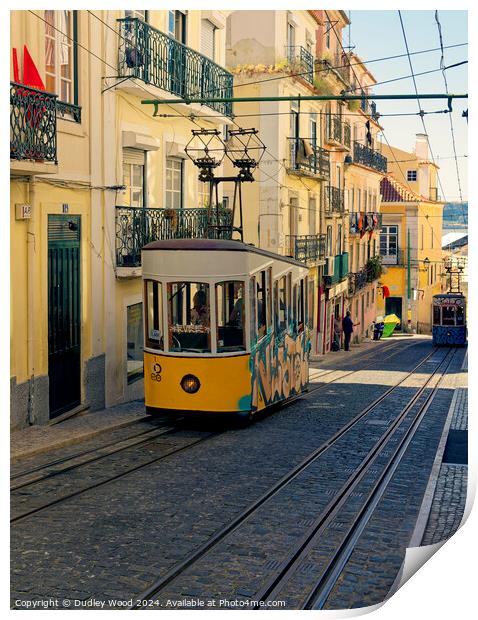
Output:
top-left (10, 82), bottom-right (58, 174)
top-left (349, 211), bottom-right (382, 234)
top-left (324, 185), bottom-right (345, 214)
top-left (289, 234), bottom-right (326, 265)
top-left (287, 138), bottom-right (330, 180)
top-left (353, 141), bottom-right (387, 174)
top-left (324, 252), bottom-right (349, 286)
top-left (381, 249), bottom-right (406, 266)
top-left (116, 206), bottom-right (233, 268)
top-left (325, 114), bottom-right (350, 150)
top-left (117, 17), bottom-right (233, 117)
top-left (348, 263), bottom-right (379, 295)
top-left (360, 94), bottom-right (381, 123)
top-left (285, 46), bottom-right (314, 84)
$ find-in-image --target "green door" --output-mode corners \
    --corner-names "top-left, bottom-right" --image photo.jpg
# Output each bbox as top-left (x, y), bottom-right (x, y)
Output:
top-left (385, 296), bottom-right (403, 325)
top-left (48, 215), bottom-right (81, 418)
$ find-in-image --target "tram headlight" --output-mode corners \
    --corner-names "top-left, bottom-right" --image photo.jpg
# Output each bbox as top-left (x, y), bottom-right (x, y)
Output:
top-left (180, 374), bottom-right (201, 394)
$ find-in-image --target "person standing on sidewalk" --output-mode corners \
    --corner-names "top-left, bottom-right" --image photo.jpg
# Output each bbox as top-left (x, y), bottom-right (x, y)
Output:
top-left (342, 311), bottom-right (355, 351)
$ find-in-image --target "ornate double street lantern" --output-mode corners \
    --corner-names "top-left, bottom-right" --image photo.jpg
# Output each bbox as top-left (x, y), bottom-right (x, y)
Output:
top-left (185, 127), bottom-right (265, 241)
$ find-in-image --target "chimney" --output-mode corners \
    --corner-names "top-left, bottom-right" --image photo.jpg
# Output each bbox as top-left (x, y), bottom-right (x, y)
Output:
top-left (415, 133), bottom-right (428, 160)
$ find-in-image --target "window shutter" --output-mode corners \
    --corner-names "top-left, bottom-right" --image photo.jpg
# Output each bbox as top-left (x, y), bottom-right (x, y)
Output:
top-left (123, 147), bottom-right (145, 166)
top-left (201, 19), bottom-right (215, 59)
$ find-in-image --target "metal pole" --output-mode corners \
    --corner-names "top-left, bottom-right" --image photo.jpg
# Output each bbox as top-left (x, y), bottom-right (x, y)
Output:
top-left (142, 93), bottom-right (468, 111)
top-left (407, 228), bottom-right (411, 300)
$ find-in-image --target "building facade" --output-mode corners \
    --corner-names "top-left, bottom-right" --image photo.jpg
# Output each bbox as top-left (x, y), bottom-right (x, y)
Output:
top-left (225, 10), bottom-right (385, 353)
top-left (377, 136), bottom-right (444, 333)
top-left (10, 10), bottom-right (232, 427)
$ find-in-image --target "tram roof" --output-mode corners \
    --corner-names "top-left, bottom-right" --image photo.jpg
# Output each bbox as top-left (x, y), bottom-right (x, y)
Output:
top-left (142, 238), bottom-right (306, 268)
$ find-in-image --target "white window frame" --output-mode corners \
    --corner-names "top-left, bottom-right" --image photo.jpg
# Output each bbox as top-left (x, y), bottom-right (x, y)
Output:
top-left (165, 157), bottom-right (183, 209)
top-left (45, 10), bottom-right (75, 104)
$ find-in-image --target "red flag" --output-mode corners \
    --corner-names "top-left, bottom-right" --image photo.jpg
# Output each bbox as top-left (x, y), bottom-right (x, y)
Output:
top-left (382, 285), bottom-right (390, 298)
top-left (12, 48), bottom-right (20, 82)
top-left (23, 45), bottom-right (45, 90)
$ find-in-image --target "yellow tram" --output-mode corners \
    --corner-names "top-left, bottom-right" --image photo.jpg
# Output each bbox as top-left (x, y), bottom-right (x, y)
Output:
top-left (142, 239), bottom-right (312, 419)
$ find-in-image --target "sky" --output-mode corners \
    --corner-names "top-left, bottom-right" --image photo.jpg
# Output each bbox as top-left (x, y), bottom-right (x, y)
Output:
top-left (347, 10), bottom-right (468, 203)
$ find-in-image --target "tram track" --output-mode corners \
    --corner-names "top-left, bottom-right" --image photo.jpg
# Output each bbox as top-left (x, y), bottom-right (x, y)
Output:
top-left (131, 345), bottom-right (451, 607)
top-left (254, 348), bottom-right (457, 609)
top-left (10, 338), bottom-right (430, 528)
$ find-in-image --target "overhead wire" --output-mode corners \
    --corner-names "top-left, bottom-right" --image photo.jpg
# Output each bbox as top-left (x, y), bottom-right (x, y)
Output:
top-left (434, 10), bottom-right (467, 226)
top-left (325, 10), bottom-right (446, 252)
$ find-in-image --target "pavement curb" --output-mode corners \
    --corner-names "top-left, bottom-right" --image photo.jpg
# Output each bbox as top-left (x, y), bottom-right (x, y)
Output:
top-left (10, 414), bottom-right (150, 464)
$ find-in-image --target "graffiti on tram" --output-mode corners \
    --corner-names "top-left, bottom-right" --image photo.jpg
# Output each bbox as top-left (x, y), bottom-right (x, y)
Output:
top-left (249, 330), bottom-right (310, 411)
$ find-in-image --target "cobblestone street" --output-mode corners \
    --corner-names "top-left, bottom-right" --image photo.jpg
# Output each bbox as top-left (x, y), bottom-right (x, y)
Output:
top-left (10, 338), bottom-right (468, 610)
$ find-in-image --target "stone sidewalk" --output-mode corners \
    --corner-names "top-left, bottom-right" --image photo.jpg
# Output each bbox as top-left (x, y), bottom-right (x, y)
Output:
top-left (10, 400), bottom-right (148, 463)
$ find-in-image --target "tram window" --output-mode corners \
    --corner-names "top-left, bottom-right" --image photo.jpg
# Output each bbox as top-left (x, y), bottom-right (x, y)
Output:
top-left (441, 306), bottom-right (455, 326)
top-left (266, 268), bottom-right (272, 329)
top-left (307, 278), bottom-right (314, 330)
top-left (216, 280), bottom-right (246, 352)
top-left (298, 280), bottom-right (305, 332)
top-left (456, 305), bottom-right (465, 326)
top-left (145, 280), bottom-right (163, 350)
top-left (256, 270), bottom-right (267, 339)
top-left (278, 276), bottom-right (287, 332)
top-left (292, 284), bottom-right (298, 330)
top-left (433, 306), bottom-right (441, 326)
top-left (167, 282), bottom-right (211, 353)
top-left (249, 277), bottom-right (257, 345)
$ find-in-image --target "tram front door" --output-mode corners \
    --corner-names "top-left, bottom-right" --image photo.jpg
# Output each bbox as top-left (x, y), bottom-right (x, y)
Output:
top-left (47, 215), bottom-right (81, 419)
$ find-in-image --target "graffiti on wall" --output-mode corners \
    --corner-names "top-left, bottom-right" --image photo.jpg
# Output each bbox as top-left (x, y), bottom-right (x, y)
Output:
top-left (249, 329), bottom-right (310, 411)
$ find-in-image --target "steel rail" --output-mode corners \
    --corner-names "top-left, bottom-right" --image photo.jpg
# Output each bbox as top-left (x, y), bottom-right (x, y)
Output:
top-left (10, 425), bottom-right (177, 491)
top-left (253, 348), bottom-right (456, 608)
top-left (305, 349), bottom-right (458, 609)
top-left (131, 345), bottom-right (442, 607)
top-left (10, 431), bottom-right (218, 525)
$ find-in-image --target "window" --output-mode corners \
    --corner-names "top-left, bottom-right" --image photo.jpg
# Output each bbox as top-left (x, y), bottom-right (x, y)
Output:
top-left (407, 170), bottom-right (417, 182)
top-left (277, 276), bottom-right (288, 333)
top-left (326, 225), bottom-right (333, 256)
top-left (145, 280), bottom-right (163, 350)
top-left (198, 179), bottom-right (209, 208)
top-left (350, 188), bottom-right (355, 213)
top-left (380, 225), bottom-right (398, 258)
top-left (337, 224), bottom-right (342, 255)
top-left (287, 21), bottom-right (296, 52)
top-left (307, 278), bottom-right (314, 330)
top-left (127, 303), bottom-right (144, 383)
top-left (201, 19), bottom-right (216, 60)
top-left (442, 306), bottom-right (456, 326)
top-left (167, 282), bottom-right (210, 353)
top-left (309, 198), bottom-right (317, 235)
top-left (310, 114), bottom-right (317, 147)
top-left (166, 157), bottom-right (183, 209)
top-left (169, 10), bottom-right (187, 44)
top-left (255, 269), bottom-right (270, 339)
top-left (121, 148), bottom-right (145, 207)
top-left (216, 281), bottom-right (246, 352)
top-left (45, 11), bottom-right (77, 108)
top-left (433, 306), bottom-right (441, 326)
top-left (325, 17), bottom-right (331, 48)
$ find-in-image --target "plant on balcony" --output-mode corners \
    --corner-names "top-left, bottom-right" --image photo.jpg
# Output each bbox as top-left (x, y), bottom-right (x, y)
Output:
top-left (319, 51), bottom-right (333, 64)
top-left (313, 78), bottom-right (334, 95)
top-left (347, 99), bottom-right (360, 112)
top-left (366, 255), bottom-right (383, 280)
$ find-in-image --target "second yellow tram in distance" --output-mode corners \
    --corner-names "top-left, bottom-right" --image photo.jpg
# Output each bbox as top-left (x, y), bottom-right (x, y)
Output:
top-left (142, 238), bottom-right (312, 420)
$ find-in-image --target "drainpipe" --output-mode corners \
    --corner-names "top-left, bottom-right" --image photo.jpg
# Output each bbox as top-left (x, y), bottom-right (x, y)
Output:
top-left (27, 176), bottom-right (37, 425)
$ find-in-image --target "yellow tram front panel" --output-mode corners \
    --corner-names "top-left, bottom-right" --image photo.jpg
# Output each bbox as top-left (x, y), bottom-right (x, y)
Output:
top-left (144, 351), bottom-right (253, 413)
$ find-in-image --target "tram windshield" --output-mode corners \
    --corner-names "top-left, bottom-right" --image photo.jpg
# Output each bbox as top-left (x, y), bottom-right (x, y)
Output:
top-left (167, 282), bottom-right (211, 353)
top-left (216, 281), bottom-right (246, 352)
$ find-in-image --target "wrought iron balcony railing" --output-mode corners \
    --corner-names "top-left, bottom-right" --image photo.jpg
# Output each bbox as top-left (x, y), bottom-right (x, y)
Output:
top-left (349, 211), bottom-right (382, 234)
top-left (10, 82), bottom-right (57, 164)
top-left (285, 45), bottom-right (314, 84)
top-left (116, 206), bottom-right (233, 267)
top-left (348, 263), bottom-right (380, 295)
top-left (289, 234), bottom-right (326, 265)
top-left (353, 141), bottom-right (387, 174)
top-left (360, 93), bottom-right (381, 122)
top-left (287, 138), bottom-right (330, 180)
top-left (381, 249), bottom-right (405, 266)
top-left (325, 114), bottom-right (350, 149)
top-left (324, 185), bottom-right (345, 214)
top-left (117, 17), bottom-right (234, 117)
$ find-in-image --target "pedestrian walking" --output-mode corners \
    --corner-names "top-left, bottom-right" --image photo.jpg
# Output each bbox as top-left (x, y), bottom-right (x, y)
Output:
top-left (342, 310), bottom-right (356, 351)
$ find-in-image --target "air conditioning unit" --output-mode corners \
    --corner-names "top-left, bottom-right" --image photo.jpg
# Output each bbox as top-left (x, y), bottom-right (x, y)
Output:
top-left (325, 256), bottom-right (335, 276)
